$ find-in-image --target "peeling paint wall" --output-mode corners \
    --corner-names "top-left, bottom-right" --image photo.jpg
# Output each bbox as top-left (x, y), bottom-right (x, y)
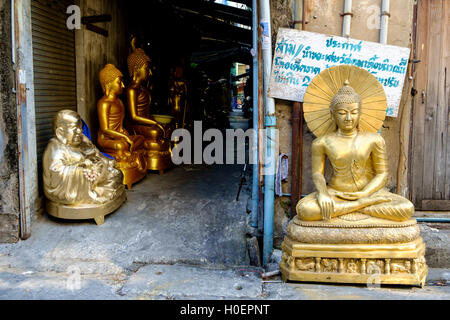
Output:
top-left (0, 0), bottom-right (20, 243)
top-left (272, 0), bottom-right (415, 247)
top-left (75, 0), bottom-right (129, 140)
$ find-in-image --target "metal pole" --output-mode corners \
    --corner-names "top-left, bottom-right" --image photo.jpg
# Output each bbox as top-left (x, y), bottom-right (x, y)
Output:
top-left (260, 0), bottom-right (277, 265)
top-left (342, 0), bottom-right (352, 38)
top-left (380, 0), bottom-right (390, 44)
top-left (250, 0), bottom-right (259, 228)
top-left (416, 218), bottom-right (450, 223)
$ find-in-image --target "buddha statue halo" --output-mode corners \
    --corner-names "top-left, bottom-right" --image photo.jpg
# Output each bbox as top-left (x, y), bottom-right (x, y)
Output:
top-left (303, 65), bottom-right (387, 137)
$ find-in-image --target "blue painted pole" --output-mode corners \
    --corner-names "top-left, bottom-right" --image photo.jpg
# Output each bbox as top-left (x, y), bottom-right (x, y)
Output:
top-left (250, 0), bottom-right (259, 228)
top-left (260, 0), bottom-right (277, 265)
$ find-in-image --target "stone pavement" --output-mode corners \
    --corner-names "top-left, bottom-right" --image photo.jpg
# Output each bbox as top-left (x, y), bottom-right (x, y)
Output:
top-left (0, 165), bottom-right (449, 300)
top-left (1, 263), bottom-right (449, 300)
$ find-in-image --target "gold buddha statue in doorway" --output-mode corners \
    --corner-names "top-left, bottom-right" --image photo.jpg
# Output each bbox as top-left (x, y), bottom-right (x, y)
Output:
top-left (125, 47), bottom-right (173, 174)
top-left (97, 64), bottom-right (147, 189)
top-left (280, 65), bottom-right (427, 287)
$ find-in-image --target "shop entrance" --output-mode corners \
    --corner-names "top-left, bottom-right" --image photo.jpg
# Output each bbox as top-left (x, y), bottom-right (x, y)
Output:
top-left (21, 0), bottom-right (257, 266)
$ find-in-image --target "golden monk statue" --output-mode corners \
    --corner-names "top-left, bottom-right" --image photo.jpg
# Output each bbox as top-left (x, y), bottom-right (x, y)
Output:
top-left (97, 64), bottom-right (147, 189)
top-left (168, 67), bottom-right (188, 129)
top-left (43, 110), bottom-right (126, 225)
top-left (280, 65), bottom-right (427, 287)
top-left (126, 47), bottom-right (173, 174)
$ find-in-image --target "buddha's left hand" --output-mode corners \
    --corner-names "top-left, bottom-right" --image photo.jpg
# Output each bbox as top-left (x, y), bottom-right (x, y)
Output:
top-left (335, 191), bottom-right (368, 201)
top-left (159, 125), bottom-right (167, 138)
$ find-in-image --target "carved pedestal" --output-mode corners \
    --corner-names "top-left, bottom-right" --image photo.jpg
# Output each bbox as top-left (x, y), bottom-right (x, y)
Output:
top-left (280, 215), bottom-right (428, 287)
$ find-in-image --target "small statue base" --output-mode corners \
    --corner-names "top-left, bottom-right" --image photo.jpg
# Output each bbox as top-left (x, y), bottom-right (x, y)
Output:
top-left (146, 150), bottom-right (173, 173)
top-left (120, 166), bottom-right (147, 189)
top-left (46, 190), bottom-right (127, 226)
top-left (110, 150), bottom-right (148, 190)
top-left (280, 215), bottom-right (428, 287)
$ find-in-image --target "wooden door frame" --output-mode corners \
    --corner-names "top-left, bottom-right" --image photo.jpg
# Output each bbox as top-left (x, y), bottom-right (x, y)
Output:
top-left (13, 0), bottom-right (39, 239)
top-left (410, 0), bottom-right (450, 211)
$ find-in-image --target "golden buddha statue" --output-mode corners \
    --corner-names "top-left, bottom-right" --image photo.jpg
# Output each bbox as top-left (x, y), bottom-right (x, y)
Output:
top-left (168, 67), bottom-right (188, 129)
top-left (43, 110), bottom-right (127, 225)
top-left (280, 66), bottom-right (427, 287)
top-left (97, 64), bottom-right (147, 189)
top-left (125, 47), bottom-right (173, 174)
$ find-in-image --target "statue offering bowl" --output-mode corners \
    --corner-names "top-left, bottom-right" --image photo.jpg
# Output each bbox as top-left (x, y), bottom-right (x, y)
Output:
top-left (151, 115), bottom-right (174, 125)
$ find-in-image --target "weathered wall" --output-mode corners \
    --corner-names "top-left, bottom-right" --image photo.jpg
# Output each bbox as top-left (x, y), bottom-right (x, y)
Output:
top-left (0, 0), bottom-right (20, 243)
top-left (272, 0), bottom-right (415, 247)
top-left (76, 0), bottom-right (128, 139)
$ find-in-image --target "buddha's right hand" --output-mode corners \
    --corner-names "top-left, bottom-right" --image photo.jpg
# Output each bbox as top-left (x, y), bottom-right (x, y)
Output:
top-left (317, 193), bottom-right (335, 221)
top-left (80, 159), bottom-right (93, 168)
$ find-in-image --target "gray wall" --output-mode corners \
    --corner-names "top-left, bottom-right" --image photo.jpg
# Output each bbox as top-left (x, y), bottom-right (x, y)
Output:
top-left (0, 0), bottom-right (20, 243)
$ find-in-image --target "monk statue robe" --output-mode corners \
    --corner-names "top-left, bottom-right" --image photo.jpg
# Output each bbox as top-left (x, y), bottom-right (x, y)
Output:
top-left (97, 64), bottom-right (147, 189)
top-left (126, 48), bottom-right (173, 174)
top-left (43, 110), bottom-right (126, 225)
top-left (280, 65), bottom-right (427, 287)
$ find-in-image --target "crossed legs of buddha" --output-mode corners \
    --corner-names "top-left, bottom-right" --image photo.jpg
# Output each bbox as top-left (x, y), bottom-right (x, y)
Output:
top-left (297, 189), bottom-right (414, 222)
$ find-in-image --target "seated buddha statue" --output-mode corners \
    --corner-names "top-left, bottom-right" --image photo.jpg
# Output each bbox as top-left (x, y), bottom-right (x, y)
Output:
top-left (297, 80), bottom-right (414, 222)
top-left (280, 65), bottom-right (427, 287)
top-left (97, 64), bottom-right (147, 189)
top-left (125, 47), bottom-right (173, 173)
top-left (43, 110), bottom-right (126, 225)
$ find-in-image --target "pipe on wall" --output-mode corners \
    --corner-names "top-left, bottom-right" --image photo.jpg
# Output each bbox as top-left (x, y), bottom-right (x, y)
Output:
top-left (250, 0), bottom-right (259, 228)
top-left (379, 0), bottom-right (390, 44)
top-left (342, 0), bottom-right (352, 38)
top-left (260, 0), bottom-right (277, 265)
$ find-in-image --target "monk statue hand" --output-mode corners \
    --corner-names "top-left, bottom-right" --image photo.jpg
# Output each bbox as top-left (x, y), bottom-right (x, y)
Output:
top-left (108, 159), bottom-right (116, 168)
top-left (335, 191), bottom-right (369, 201)
top-left (318, 192), bottom-right (335, 221)
top-left (80, 159), bottom-right (94, 168)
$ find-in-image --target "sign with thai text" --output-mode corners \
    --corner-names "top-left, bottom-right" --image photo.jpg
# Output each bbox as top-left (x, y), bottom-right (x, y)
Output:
top-left (268, 29), bottom-right (410, 117)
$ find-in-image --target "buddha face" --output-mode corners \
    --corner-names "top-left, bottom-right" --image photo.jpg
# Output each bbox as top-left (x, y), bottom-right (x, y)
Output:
top-left (134, 62), bottom-right (152, 82)
top-left (108, 76), bottom-right (125, 95)
top-left (57, 116), bottom-right (83, 147)
top-left (332, 102), bottom-right (361, 132)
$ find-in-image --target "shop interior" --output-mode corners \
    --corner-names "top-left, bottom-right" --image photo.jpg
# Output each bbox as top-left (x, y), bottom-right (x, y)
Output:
top-left (28, 0), bottom-right (257, 265)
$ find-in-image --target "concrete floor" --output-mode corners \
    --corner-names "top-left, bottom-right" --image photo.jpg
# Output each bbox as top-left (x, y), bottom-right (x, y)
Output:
top-left (0, 164), bottom-right (449, 300)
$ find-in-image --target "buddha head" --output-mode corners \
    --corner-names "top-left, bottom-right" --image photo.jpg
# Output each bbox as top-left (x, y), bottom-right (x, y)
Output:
top-left (54, 110), bottom-right (83, 147)
top-left (127, 48), bottom-right (152, 83)
top-left (330, 80), bottom-right (362, 133)
top-left (99, 64), bottom-right (125, 95)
